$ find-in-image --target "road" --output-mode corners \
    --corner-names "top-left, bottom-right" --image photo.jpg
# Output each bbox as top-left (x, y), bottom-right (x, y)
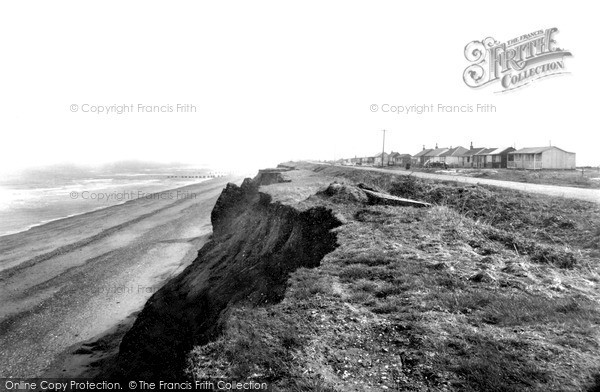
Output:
top-left (328, 164), bottom-right (600, 204)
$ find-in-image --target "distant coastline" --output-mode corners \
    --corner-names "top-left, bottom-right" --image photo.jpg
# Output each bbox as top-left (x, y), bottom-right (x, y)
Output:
top-left (0, 179), bottom-right (213, 240)
top-left (0, 161), bottom-right (228, 238)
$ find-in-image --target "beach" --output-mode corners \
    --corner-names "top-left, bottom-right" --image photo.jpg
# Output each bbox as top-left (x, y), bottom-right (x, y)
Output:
top-left (0, 176), bottom-right (242, 378)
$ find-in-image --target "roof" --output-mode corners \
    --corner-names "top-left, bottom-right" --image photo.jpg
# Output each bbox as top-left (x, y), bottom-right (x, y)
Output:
top-left (414, 148), bottom-right (433, 157)
top-left (440, 146), bottom-right (468, 157)
top-left (486, 147), bottom-right (515, 155)
top-left (508, 146), bottom-right (574, 154)
top-left (475, 148), bottom-right (497, 156)
top-left (509, 147), bottom-right (553, 154)
top-left (425, 148), bottom-right (449, 157)
top-left (460, 147), bottom-right (487, 157)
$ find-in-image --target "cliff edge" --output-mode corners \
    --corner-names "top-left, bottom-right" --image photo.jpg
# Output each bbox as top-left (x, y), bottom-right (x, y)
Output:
top-left (106, 177), bottom-right (341, 380)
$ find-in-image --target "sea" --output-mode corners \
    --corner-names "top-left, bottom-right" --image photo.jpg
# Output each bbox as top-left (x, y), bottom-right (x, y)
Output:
top-left (0, 165), bottom-right (220, 238)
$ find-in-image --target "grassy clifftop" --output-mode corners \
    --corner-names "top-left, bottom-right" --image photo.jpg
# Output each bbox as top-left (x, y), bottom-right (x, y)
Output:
top-left (186, 165), bottom-right (600, 391)
top-left (108, 164), bottom-right (600, 391)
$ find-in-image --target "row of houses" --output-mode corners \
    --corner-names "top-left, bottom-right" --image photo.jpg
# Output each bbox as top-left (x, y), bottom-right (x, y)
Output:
top-left (344, 151), bottom-right (412, 167)
top-left (413, 143), bottom-right (515, 168)
top-left (339, 143), bottom-right (576, 169)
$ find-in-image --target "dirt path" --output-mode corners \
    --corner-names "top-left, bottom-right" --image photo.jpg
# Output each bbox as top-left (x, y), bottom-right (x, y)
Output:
top-left (330, 165), bottom-right (600, 204)
top-left (0, 176), bottom-right (242, 378)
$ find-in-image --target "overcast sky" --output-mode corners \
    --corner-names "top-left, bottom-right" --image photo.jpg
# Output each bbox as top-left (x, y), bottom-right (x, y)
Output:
top-left (0, 1), bottom-right (598, 173)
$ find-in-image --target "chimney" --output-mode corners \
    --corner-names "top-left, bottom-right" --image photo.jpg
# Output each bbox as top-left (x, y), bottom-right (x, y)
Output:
top-left (435, 143), bottom-right (438, 149)
top-left (470, 141), bottom-right (473, 150)
top-left (422, 145), bottom-right (425, 151)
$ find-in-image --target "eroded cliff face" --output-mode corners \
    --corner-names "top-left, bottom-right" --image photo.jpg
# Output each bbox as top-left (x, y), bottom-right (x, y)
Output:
top-left (107, 179), bottom-right (341, 379)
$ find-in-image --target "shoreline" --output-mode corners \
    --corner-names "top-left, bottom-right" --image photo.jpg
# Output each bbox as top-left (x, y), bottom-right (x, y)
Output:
top-left (0, 175), bottom-right (243, 378)
top-left (0, 179), bottom-right (213, 240)
top-left (0, 179), bottom-right (225, 275)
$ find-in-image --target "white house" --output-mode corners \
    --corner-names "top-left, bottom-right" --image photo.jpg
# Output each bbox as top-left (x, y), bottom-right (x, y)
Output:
top-left (439, 146), bottom-right (469, 167)
top-left (508, 146), bottom-right (576, 170)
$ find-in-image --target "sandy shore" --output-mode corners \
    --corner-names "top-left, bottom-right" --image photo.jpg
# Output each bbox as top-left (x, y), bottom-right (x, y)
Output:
top-left (0, 176), bottom-right (242, 378)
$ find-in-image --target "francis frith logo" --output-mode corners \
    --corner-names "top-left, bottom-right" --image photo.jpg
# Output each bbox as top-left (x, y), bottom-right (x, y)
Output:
top-left (463, 28), bottom-right (572, 92)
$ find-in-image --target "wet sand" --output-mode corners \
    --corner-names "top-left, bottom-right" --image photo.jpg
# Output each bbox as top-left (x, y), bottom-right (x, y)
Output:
top-left (0, 176), bottom-right (242, 378)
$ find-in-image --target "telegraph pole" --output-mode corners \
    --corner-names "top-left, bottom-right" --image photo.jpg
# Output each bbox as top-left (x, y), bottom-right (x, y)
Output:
top-left (381, 129), bottom-right (386, 167)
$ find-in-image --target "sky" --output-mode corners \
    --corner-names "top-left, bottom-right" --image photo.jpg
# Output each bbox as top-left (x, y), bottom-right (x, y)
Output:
top-left (0, 1), bottom-right (598, 174)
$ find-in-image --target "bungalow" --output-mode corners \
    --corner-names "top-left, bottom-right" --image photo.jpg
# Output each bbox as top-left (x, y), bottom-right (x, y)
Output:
top-left (508, 146), bottom-right (576, 170)
top-left (459, 147), bottom-right (487, 168)
top-left (389, 152), bottom-right (412, 166)
top-left (362, 156), bottom-right (375, 166)
top-left (425, 147), bottom-right (450, 165)
top-left (413, 147), bottom-right (433, 166)
top-left (473, 148), bottom-right (497, 168)
top-left (484, 147), bottom-right (516, 168)
top-left (373, 152), bottom-right (390, 166)
top-left (439, 146), bottom-right (469, 168)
